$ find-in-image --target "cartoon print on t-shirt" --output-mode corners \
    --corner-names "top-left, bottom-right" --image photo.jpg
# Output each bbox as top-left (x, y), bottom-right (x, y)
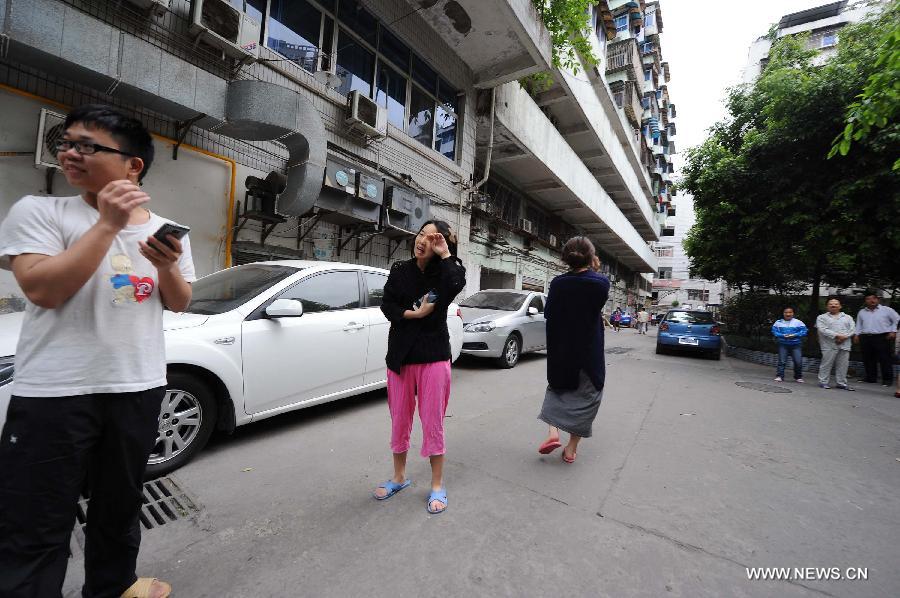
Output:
top-left (109, 254), bottom-right (155, 304)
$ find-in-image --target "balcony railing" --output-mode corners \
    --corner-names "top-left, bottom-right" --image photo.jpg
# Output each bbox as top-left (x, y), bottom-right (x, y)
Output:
top-left (606, 39), bottom-right (643, 82)
top-left (610, 80), bottom-right (643, 128)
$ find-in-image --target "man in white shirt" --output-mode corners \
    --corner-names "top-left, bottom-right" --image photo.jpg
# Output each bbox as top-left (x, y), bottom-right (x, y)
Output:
top-left (0, 105), bottom-right (193, 598)
top-left (853, 292), bottom-right (899, 386)
top-left (816, 298), bottom-right (856, 390)
top-left (637, 308), bottom-right (651, 334)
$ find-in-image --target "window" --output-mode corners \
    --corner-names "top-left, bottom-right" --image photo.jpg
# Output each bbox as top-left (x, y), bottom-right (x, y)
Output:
top-left (687, 289), bottom-right (710, 302)
top-left (268, 0), bottom-right (323, 72)
top-left (376, 62), bottom-right (407, 129)
top-left (661, 227), bottom-right (675, 237)
top-left (363, 272), bottom-right (387, 307)
top-left (245, 0), bottom-right (265, 24)
top-left (187, 264), bottom-right (300, 315)
top-left (615, 15), bottom-right (628, 32)
top-left (655, 247), bottom-right (673, 258)
top-left (528, 295), bottom-right (544, 313)
top-left (644, 68), bottom-right (652, 81)
top-left (822, 32), bottom-right (837, 48)
top-left (380, 27), bottom-right (410, 71)
top-left (644, 11), bottom-right (655, 28)
top-left (408, 86), bottom-right (434, 147)
top-left (279, 271), bottom-right (361, 313)
top-left (337, 29), bottom-right (375, 97)
top-left (667, 311), bottom-right (714, 324)
top-left (641, 96), bottom-right (650, 109)
top-left (338, 0), bottom-right (377, 46)
top-left (434, 104), bottom-right (457, 160)
top-left (658, 267), bottom-right (673, 279)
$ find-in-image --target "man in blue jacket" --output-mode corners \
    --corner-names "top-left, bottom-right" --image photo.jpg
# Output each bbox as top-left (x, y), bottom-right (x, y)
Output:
top-left (772, 307), bottom-right (808, 382)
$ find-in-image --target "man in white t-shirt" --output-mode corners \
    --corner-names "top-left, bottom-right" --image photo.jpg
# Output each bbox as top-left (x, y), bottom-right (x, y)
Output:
top-left (0, 105), bottom-right (193, 598)
top-left (637, 308), bottom-right (651, 334)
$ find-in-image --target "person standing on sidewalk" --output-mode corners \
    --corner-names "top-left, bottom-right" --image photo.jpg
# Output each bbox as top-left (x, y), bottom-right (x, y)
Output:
top-left (853, 292), bottom-right (899, 387)
top-left (816, 298), bottom-right (856, 390)
top-left (637, 308), bottom-right (651, 334)
top-left (611, 309), bottom-right (621, 332)
top-left (373, 221), bottom-right (466, 514)
top-left (0, 105), bottom-right (193, 598)
top-left (772, 307), bottom-right (807, 383)
top-left (537, 237), bottom-right (610, 463)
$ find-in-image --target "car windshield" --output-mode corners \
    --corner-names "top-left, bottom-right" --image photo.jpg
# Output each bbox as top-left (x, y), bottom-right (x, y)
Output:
top-left (666, 311), bottom-right (715, 324)
top-left (460, 291), bottom-right (526, 311)
top-left (185, 264), bottom-right (301, 315)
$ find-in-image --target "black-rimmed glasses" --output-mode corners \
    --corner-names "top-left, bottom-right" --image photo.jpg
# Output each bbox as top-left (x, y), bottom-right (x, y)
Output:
top-left (54, 139), bottom-right (136, 157)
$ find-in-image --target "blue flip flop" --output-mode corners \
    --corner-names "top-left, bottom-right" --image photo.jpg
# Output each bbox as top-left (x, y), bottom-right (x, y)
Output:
top-left (426, 488), bottom-right (448, 514)
top-left (374, 479), bottom-right (411, 501)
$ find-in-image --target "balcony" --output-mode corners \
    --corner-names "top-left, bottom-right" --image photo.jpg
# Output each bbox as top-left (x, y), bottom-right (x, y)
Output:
top-left (609, 80), bottom-right (643, 128)
top-left (403, 0), bottom-right (553, 88)
top-left (606, 39), bottom-right (644, 82)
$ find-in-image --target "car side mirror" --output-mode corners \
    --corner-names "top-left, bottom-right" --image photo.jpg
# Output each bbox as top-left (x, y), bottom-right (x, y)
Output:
top-left (528, 307), bottom-right (539, 316)
top-left (266, 299), bottom-right (304, 318)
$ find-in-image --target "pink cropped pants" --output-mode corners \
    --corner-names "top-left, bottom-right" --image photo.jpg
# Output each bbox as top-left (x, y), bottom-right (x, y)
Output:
top-left (387, 361), bottom-right (452, 458)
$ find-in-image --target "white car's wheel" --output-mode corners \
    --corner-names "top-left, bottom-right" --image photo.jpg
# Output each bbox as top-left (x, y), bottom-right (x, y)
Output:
top-left (145, 372), bottom-right (217, 478)
top-left (495, 335), bottom-right (521, 369)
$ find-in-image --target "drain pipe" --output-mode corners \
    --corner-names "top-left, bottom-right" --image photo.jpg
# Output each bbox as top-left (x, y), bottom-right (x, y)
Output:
top-left (458, 86), bottom-right (496, 233)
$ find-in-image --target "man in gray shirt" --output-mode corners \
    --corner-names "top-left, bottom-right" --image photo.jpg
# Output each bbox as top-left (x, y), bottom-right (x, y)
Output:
top-left (853, 292), bottom-right (899, 386)
top-left (816, 298), bottom-right (855, 390)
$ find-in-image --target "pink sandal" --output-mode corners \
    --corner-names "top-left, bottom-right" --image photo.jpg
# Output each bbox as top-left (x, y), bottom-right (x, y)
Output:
top-left (538, 439), bottom-right (562, 454)
top-left (562, 449), bottom-right (576, 464)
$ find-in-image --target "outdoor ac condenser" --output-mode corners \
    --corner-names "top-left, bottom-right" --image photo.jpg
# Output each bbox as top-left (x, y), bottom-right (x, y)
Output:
top-left (190, 0), bottom-right (260, 60)
top-left (346, 91), bottom-right (387, 138)
top-left (35, 108), bottom-right (67, 170)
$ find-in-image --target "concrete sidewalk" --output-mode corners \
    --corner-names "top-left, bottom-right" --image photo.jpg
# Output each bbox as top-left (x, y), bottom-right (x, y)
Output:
top-left (64, 328), bottom-right (900, 597)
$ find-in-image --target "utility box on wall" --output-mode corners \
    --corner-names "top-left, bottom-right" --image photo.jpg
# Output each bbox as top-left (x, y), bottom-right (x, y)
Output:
top-left (318, 156), bottom-right (384, 226)
top-left (382, 184), bottom-right (431, 237)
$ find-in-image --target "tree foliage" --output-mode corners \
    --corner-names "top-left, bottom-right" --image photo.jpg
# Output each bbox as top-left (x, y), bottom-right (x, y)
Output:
top-left (531, 0), bottom-right (600, 74)
top-left (682, 3), bottom-right (900, 315)
top-left (829, 0), bottom-right (900, 169)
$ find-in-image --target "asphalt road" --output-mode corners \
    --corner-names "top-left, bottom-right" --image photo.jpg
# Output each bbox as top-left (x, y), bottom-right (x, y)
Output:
top-left (64, 327), bottom-right (900, 597)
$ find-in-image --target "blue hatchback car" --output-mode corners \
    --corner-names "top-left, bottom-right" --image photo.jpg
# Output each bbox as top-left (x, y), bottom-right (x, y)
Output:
top-left (656, 310), bottom-right (722, 359)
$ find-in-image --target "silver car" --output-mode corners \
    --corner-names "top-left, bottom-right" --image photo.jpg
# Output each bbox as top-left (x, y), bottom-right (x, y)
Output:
top-left (460, 289), bottom-right (547, 368)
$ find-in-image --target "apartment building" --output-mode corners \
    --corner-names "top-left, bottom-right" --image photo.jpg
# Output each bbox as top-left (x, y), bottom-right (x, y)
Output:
top-left (0, 0), bottom-right (672, 306)
top-left (743, 0), bottom-right (875, 83)
top-left (652, 194), bottom-right (724, 313)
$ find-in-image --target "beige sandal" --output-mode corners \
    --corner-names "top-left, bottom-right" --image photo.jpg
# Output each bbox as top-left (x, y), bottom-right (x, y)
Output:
top-left (121, 578), bottom-right (172, 598)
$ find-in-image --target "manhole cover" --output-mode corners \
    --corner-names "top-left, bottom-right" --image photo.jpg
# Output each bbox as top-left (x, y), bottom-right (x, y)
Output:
top-left (606, 347), bottom-right (633, 355)
top-left (735, 381), bottom-right (793, 394)
top-left (76, 476), bottom-right (199, 531)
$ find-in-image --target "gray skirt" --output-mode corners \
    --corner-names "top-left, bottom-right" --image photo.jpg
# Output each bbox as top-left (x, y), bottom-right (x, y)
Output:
top-left (538, 371), bottom-right (603, 438)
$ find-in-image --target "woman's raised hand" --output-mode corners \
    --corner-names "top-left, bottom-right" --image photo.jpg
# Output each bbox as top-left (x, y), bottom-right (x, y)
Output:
top-left (428, 232), bottom-right (451, 259)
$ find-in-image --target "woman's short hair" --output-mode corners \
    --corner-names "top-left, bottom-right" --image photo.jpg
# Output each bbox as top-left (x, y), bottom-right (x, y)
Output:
top-left (561, 236), bottom-right (595, 270)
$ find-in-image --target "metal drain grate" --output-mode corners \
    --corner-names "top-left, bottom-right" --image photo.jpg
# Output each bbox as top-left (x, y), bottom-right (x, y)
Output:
top-left (75, 476), bottom-right (199, 531)
top-left (735, 381), bottom-right (793, 394)
top-left (606, 347), bottom-right (633, 355)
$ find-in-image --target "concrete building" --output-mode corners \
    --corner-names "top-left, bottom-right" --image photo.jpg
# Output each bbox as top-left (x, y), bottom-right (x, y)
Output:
top-left (651, 194), bottom-right (724, 314)
top-left (0, 0), bottom-right (670, 307)
top-left (743, 0), bottom-right (875, 83)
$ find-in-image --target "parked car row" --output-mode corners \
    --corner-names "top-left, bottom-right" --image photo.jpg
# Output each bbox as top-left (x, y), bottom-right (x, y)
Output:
top-left (0, 261), bottom-right (464, 476)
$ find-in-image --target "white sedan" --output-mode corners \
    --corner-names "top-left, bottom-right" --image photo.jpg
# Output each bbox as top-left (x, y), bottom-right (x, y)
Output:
top-left (0, 261), bottom-right (463, 476)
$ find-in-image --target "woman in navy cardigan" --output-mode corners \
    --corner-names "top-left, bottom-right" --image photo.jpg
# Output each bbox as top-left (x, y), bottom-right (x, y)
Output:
top-left (537, 237), bottom-right (610, 463)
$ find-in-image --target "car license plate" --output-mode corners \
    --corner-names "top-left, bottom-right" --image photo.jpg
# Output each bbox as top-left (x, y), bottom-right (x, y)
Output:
top-left (679, 337), bottom-right (699, 346)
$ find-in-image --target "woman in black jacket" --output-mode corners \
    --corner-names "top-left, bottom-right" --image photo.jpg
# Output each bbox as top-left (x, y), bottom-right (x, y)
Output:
top-left (537, 237), bottom-right (610, 463)
top-left (373, 220), bottom-right (466, 514)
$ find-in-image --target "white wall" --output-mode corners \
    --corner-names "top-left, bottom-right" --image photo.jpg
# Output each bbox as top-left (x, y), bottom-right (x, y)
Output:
top-left (0, 89), bottom-right (231, 299)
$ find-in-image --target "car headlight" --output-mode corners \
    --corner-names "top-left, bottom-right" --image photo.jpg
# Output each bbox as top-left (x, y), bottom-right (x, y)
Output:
top-left (466, 321), bottom-right (496, 333)
top-left (0, 355), bottom-right (13, 387)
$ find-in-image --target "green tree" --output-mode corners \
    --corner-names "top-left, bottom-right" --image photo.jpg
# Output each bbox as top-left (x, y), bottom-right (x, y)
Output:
top-left (829, 1), bottom-right (900, 169)
top-left (531, 0), bottom-right (600, 73)
top-left (682, 5), bottom-right (900, 323)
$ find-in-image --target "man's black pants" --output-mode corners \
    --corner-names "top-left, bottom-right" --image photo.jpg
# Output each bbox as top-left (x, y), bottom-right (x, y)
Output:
top-left (0, 388), bottom-right (165, 598)
top-left (859, 333), bottom-right (894, 384)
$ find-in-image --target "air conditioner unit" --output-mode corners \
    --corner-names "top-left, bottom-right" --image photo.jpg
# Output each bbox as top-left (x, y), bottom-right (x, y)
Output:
top-left (519, 218), bottom-right (533, 234)
top-left (346, 91), bottom-right (387, 138)
top-left (190, 0), bottom-right (260, 61)
top-left (124, 0), bottom-right (170, 16)
top-left (548, 234), bottom-right (558, 248)
top-left (35, 108), bottom-right (67, 170)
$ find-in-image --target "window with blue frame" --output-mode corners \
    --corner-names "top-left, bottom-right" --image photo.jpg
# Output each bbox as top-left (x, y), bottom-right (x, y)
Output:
top-left (644, 68), bottom-right (652, 81)
top-left (615, 15), bottom-right (628, 32)
top-left (644, 11), bottom-right (655, 28)
top-left (641, 96), bottom-right (650, 109)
